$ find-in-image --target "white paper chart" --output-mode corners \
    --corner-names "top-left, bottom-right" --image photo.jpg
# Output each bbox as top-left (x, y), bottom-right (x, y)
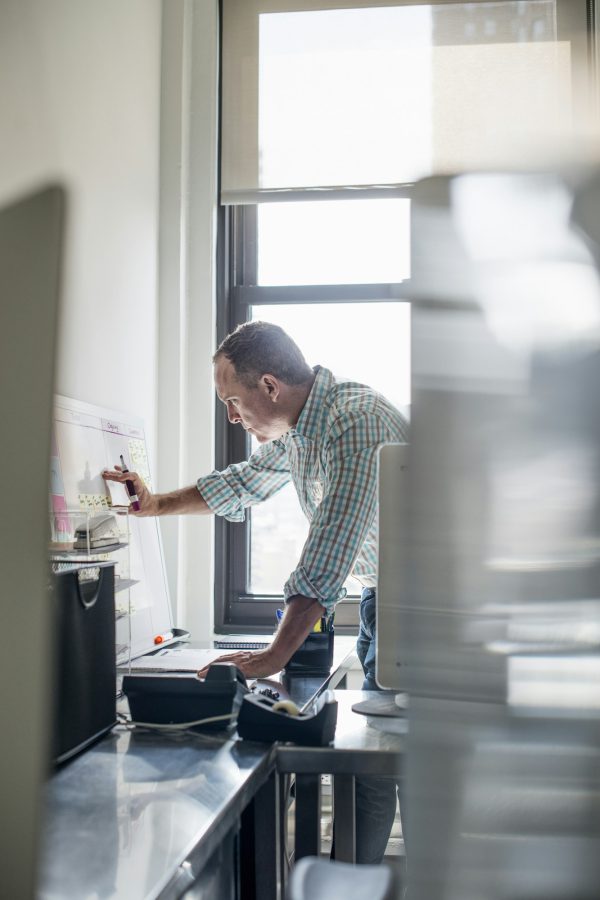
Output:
top-left (51, 394), bottom-right (174, 659)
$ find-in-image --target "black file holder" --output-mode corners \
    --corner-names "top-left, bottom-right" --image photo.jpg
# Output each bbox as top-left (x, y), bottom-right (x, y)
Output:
top-left (283, 629), bottom-right (334, 677)
top-left (50, 562), bottom-right (117, 764)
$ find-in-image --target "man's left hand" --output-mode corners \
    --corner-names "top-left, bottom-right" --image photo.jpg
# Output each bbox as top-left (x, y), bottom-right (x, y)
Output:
top-left (198, 648), bottom-right (281, 681)
top-left (198, 595), bottom-right (324, 682)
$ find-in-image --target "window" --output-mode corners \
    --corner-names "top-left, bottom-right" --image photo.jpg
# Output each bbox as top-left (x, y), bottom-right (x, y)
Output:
top-left (215, 200), bottom-right (410, 630)
top-left (216, 0), bottom-right (591, 632)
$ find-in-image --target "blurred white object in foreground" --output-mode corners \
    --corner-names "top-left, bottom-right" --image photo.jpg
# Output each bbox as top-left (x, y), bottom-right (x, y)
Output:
top-left (402, 168), bottom-right (600, 900)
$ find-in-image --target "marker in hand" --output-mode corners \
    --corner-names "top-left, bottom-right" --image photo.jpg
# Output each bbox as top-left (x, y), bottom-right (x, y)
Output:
top-left (119, 454), bottom-right (141, 511)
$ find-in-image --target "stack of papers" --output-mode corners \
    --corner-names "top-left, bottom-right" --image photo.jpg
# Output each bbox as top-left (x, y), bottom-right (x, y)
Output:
top-left (123, 648), bottom-right (225, 673)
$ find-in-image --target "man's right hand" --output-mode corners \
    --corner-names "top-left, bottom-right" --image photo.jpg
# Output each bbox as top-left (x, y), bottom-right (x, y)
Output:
top-left (102, 466), bottom-right (158, 516)
top-left (102, 472), bottom-right (211, 517)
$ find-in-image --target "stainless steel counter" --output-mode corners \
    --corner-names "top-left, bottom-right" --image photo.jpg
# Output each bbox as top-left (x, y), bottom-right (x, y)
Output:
top-left (277, 689), bottom-right (405, 775)
top-left (38, 726), bottom-right (275, 900)
top-left (37, 638), bottom-right (362, 898)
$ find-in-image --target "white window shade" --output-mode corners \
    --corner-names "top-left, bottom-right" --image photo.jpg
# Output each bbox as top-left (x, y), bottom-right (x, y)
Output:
top-left (221, 0), bottom-right (584, 204)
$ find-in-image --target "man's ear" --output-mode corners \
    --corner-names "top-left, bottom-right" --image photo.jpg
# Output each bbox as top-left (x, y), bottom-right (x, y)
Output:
top-left (261, 374), bottom-right (280, 401)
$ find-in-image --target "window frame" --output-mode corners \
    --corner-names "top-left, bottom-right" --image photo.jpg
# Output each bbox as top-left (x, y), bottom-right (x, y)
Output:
top-left (214, 201), bottom-right (411, 632)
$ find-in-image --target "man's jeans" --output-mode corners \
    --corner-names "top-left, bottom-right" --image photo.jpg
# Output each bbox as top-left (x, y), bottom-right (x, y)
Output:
top-left (354, 587), bottom-right (402, 864)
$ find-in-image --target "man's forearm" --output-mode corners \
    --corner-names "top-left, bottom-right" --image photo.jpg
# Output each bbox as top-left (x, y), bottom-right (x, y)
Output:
top-left (267, 595), bottom-right (325, 671)
top-left (196, 594), bottom-right (326, 680)
top-left (156, 485), bottom-right (212, 515)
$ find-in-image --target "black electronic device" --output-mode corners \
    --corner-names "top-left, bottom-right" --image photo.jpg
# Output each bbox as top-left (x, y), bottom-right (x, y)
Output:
top-left (122, 664), bottom-right (248, 731)
top-left (237, 690), bottom-right (338, 746)
top-left (256, 686), bottom-right (280, 701)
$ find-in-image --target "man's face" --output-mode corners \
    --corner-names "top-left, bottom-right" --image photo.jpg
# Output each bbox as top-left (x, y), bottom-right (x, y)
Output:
top-left (214, 356), bottom-right (286, 443)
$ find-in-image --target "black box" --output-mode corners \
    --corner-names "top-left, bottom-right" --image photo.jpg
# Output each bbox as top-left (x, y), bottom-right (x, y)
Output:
top-left (283, 629), bottom-right (334, 676)
top-left (50, 562), bottom-right (117, 764)
top-left (123, 664), bottom-right (247, 731)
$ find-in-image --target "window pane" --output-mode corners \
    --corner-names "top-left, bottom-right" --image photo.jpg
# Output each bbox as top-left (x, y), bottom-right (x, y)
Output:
top-left (259, 5), bottom-right (433, 187)
top-left (248, 302), bottom-right (409, 596)
top-left (250, 302), bottom-right (410, 410)
top-left (257, 199), bottom-right (410, 286)
top-left (250, 482), bottom-right (311, 595)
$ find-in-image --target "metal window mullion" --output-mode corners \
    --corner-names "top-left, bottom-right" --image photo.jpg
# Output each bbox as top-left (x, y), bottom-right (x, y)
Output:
top-left (233, 283), bottom-right (411, 306)
top-left (219, 207), bottom-right (256, 623)
top-left (215, 207), bottom-right (255, 627)
top-left (223, 183), bottom-right (416, 204)
top-left (214, 205), bottom-right (229, 631)
top-left (236, 205), bottom-right (258, 287)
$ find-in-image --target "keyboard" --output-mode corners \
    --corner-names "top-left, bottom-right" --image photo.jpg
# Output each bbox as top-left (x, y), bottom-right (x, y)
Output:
top-left (213, 640), bottom-right (269, 651)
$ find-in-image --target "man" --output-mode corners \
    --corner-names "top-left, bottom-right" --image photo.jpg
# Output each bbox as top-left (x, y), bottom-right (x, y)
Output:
top-left (104, 320), bottom-right (408, 862)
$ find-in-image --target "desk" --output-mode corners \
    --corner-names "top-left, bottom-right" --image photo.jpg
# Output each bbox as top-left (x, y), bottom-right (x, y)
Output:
top-left (276, 690), bottom-right (406, 865)
top-left (38, 638), bottom-right (358, 899)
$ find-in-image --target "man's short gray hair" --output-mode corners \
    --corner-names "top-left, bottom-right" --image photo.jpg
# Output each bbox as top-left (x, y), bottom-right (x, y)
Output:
top-left (214, 321), bottom-right (314, 388)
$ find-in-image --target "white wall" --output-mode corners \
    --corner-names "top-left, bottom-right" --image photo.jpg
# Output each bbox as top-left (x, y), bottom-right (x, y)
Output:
top-left (0, 1), bottom-right (163, 891)
top-left (0, 0), bottom-right (219, 640)
top-left (0, 0), bottom-right (162, 457)
top-left (158, 1), bottom-right (219, 641)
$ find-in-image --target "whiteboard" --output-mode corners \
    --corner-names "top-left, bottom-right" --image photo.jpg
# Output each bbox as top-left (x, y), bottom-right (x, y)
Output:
top-left (51, 394), bottom-right (177, 660)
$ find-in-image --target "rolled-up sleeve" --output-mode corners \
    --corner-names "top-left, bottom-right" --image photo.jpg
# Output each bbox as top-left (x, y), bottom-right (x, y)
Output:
top-left (197, 440), bottom-right (291, 523)
top-left (284, 410), bottom-right (391, 611)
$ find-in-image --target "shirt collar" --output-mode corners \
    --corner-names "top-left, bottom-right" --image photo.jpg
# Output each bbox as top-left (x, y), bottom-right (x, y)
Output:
top-left (292, 366), bottom-right (334, 442)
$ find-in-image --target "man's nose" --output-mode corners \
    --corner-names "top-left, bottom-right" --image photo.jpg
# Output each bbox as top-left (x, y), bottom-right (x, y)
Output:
top-left (227, 403), bottom-right (240, 424)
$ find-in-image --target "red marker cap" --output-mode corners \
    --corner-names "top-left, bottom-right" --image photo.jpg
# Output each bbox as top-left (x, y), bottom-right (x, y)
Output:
top-left (154, 631), bottom-right (174, 645)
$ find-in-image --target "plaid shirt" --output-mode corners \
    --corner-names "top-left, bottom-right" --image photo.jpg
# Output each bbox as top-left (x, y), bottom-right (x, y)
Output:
top-left (197, 366), bottom-right (409, 612)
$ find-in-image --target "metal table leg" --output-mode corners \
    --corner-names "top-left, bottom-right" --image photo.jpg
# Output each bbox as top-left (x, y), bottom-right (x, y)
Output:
top-left (294, 773), bottom-right (321, 860)
top-left (240, 770), bottom-right (280, 900)
top-left (333, 774), bottom-right (356, 863)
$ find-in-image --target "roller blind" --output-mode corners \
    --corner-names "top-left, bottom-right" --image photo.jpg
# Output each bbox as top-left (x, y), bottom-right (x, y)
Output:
top-left (221, 0), bottom-right (584, 204)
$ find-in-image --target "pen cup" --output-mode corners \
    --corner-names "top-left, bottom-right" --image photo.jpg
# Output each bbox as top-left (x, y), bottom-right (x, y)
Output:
top-left (283, 628), bottom-right (334, 676)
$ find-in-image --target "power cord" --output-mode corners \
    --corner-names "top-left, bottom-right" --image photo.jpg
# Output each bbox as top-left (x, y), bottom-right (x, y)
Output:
top-left (116, 711), bottom-right (234, 734)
